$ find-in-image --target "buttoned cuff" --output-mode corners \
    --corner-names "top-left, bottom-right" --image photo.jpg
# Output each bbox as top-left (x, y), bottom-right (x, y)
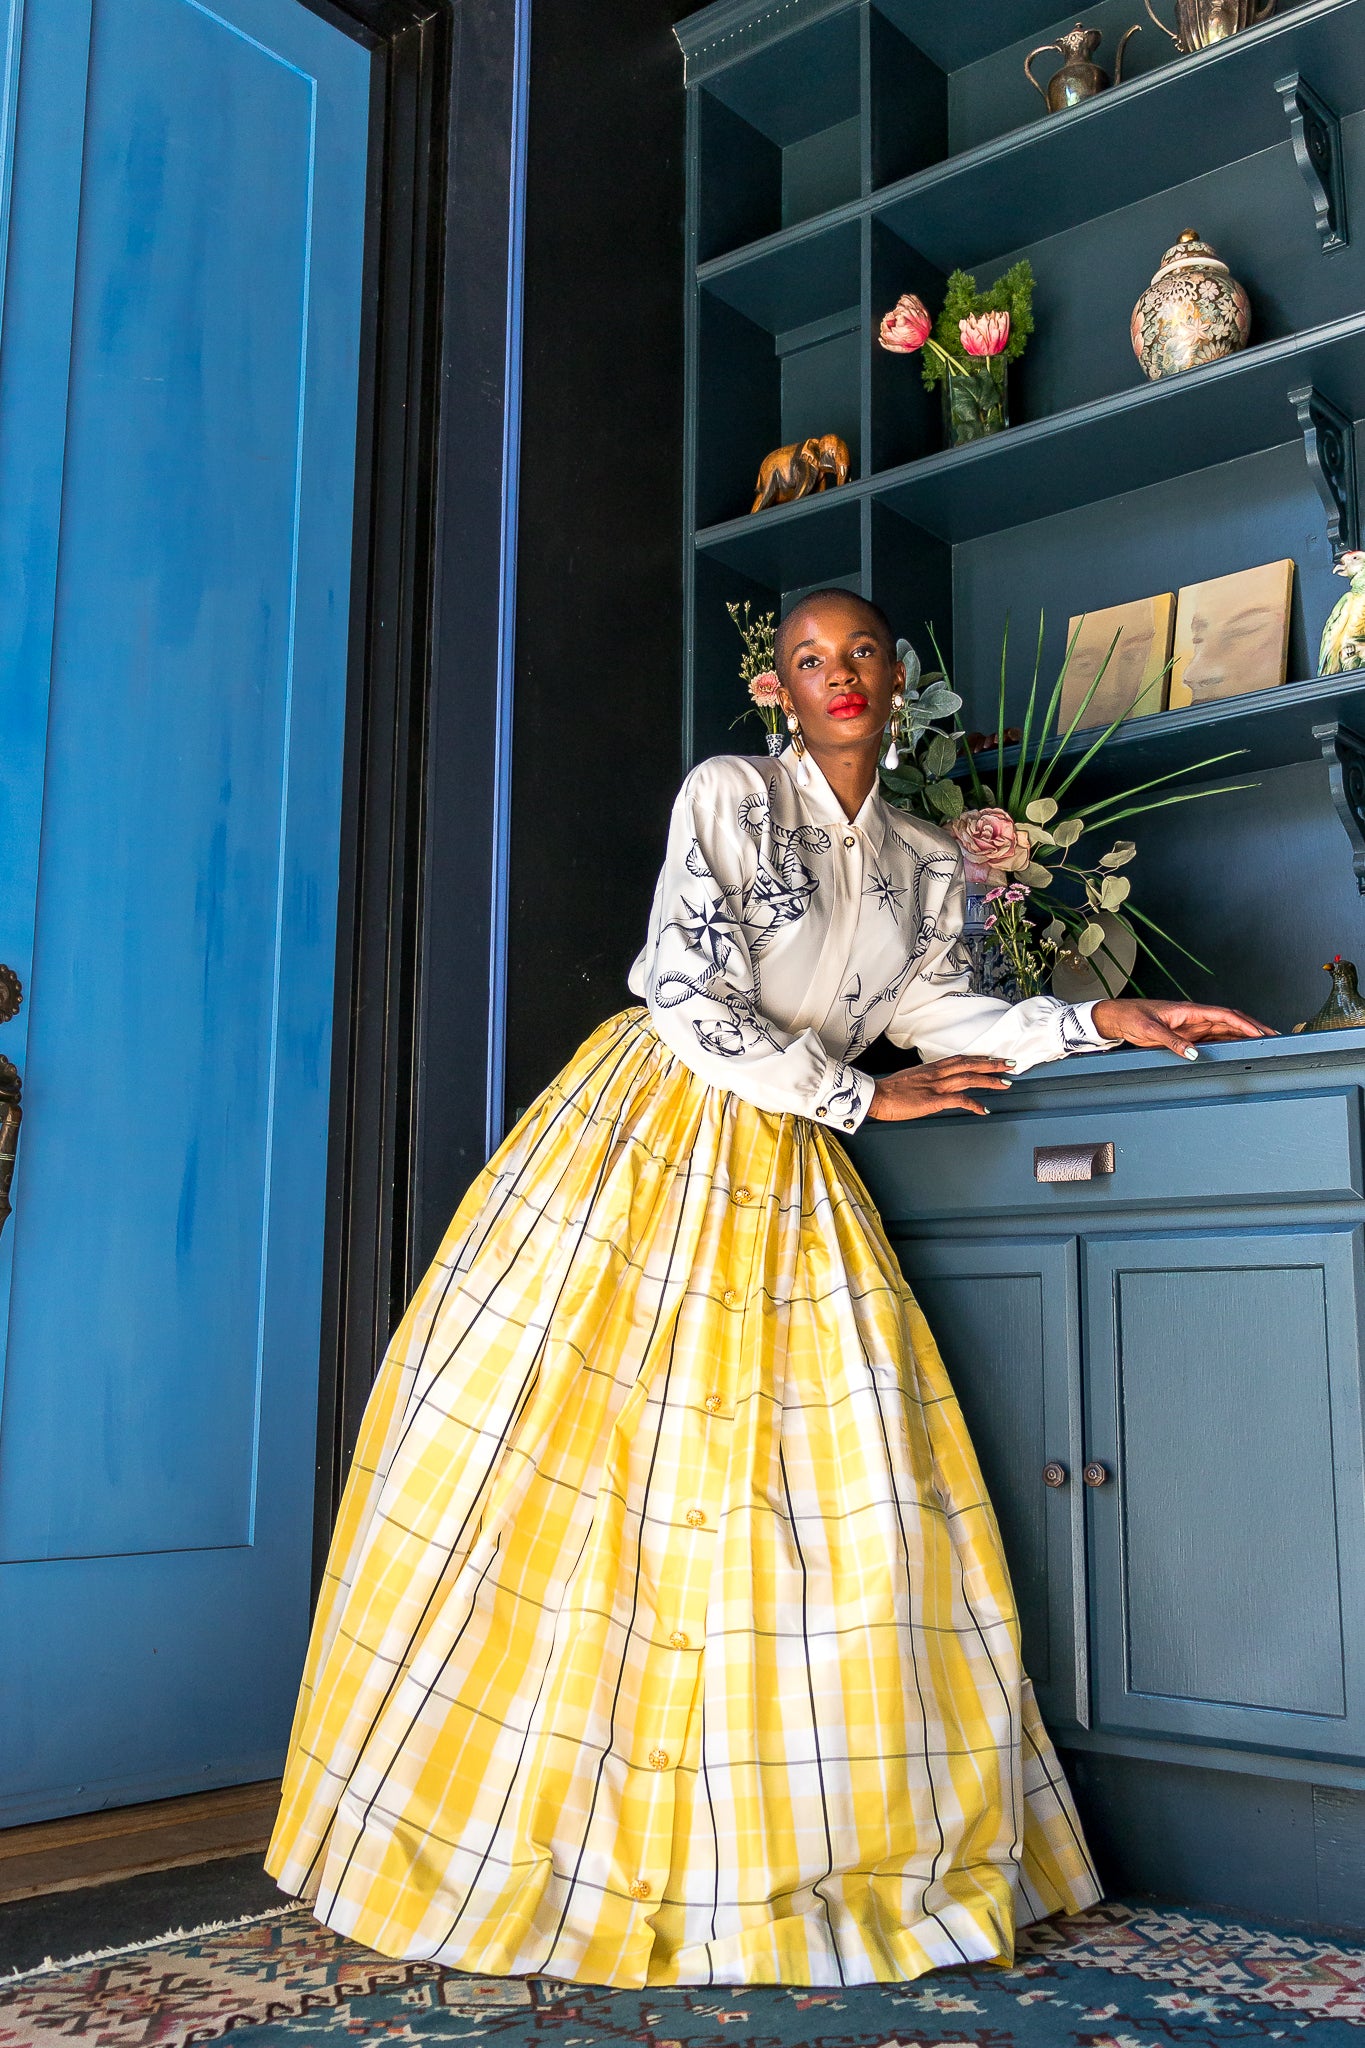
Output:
top-left (810, 1064), bottom-right (877, 1134)
top-left (1063, 1000), bottom-right (1119, 1054)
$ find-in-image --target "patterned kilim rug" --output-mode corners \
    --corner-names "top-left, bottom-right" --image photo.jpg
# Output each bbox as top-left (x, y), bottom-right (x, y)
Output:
top-left (2, 1899), bottom-right (1364, 2047)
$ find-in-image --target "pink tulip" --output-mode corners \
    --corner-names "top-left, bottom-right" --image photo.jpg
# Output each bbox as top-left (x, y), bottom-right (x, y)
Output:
top-left (878, 294), bottom-right (933, 354)
top-left (748, 669), bottom-right (782, 707)
top-left (959, 310), bottom-right (1010, 357)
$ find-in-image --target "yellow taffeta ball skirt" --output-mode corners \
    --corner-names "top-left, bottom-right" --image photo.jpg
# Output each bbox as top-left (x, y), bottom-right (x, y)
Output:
top-left (267, 1008), bottom-right (1101, 1987)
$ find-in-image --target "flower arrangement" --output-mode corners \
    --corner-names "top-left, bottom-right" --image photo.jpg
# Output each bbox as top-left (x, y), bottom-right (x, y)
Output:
top-left (727, 600), bottom-right (782, 743)
top-left (879, 261), bottom-right (1035, 445)
top-left (880, 616), bottom-right (1251, 998)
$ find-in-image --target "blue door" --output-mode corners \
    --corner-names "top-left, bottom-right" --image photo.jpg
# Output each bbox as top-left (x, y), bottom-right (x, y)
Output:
top-left (0, 0), bottom-right (370, 1823)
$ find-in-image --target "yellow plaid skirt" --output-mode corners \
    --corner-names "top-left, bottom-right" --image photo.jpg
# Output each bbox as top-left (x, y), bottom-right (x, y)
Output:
top-left (267, 1008), bottom-right (1100, 1986)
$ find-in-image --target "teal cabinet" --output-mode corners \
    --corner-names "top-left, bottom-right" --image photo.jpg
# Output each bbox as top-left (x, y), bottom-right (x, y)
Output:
top-left (849, 1034), bottom-right (1365, 1800)
top-left (1083, 1227), bottom-right (1365, 1761)
top-left (890, 1235), bottom-right (1087, 1730)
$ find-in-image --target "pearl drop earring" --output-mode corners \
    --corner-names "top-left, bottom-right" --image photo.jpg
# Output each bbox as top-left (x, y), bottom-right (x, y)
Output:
top-left (885, 690), bottom-right (906, 773)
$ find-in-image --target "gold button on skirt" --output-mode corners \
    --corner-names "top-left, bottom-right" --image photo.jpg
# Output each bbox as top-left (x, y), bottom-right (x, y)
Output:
top-left (267, 1009), bottom-right (1100, 1987)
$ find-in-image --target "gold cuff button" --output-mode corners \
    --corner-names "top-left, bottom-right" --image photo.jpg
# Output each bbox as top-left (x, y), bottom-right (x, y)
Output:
top-left (669, 1630), bottom-right (689, 1649)
top-left (704, 1392), bottom-right (723, 1414)
top-left (815, 1105), bottom-right (828, 1118)
top-left (629, 1879), bottom-right (651, 1901)
top-left (843, 833), bottom-right (856, 848)
top-left (686, 1507), bottom-right (706, 1528)
top-left (734, 1186), bottom-right (752, 1204)
top-left (648, 1748), bottom-right (669, 1770)
top-left (843, 1118), bottom-right (856, 1129)
top-left (722, 1288), bottom-right (738, 1306)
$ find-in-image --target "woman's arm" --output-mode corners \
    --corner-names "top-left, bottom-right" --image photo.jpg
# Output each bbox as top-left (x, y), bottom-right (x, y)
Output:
top-left (634, 773), bottom-right (875, 1127)
top-left (871, 862), bottom-right (1272, 1122)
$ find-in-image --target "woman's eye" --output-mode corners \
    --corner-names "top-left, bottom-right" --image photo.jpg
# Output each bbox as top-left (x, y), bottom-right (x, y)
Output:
top-left (798, 655), bottom-right (820, 669)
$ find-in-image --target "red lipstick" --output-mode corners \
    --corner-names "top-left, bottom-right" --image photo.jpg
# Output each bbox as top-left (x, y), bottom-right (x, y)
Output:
top-left (827, 691), bottom-right (868, 719)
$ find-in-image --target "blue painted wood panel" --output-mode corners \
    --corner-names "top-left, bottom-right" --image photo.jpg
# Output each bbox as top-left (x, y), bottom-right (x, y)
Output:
top-left (1084, 1227), bottom-right (1365, 1760)
top-left (891, 1234), bottom-right (1088, 1730)
top-left (0, 0), bottom-right (369, 1820)
top-left (854, 1087), bottom-right (1364, 1226)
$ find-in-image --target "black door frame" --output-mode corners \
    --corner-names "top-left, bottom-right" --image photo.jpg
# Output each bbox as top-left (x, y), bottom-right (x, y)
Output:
top-left (301, 0), bottom-right (528, 1572)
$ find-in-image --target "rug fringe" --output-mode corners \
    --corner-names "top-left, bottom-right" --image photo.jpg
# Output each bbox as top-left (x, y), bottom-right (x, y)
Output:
top-left (1, 1902), bottom-right (297, 1983)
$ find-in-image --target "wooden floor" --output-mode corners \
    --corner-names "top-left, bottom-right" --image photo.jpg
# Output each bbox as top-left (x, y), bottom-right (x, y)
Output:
top-left (0, 1781), bottom-right (281, 1903)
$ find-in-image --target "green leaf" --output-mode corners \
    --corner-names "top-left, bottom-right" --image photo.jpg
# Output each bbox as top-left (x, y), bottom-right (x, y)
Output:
top-left (1085, 785), bottom-right (1258, 831)
top-left (924, 777), bottom-right (965, 819)
top-left (1098, 840), bottom-right (1137, 867)
top-left (1042, 919), bottom-right (1065, 946)
top-left (1019, 862), bottom-right (1053, 887)
top-left (1099, 874), bottom-right (1131, 910)
top-left (1025, 796), bottom-right (1058, 824)
top-left (924, 732), bottom-right (957, 779)
top-left (1077, 922), bottom-right (1105, 957)
top-left (1076, 753), bottom-right (1250, 820)
top-left (1052, 817), bottom-right (1084, 847)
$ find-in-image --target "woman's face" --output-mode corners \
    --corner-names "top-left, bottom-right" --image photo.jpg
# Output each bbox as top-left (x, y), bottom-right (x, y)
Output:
top-left (776, 597), bottom-right (902, 756)
top-left (1181, 594), bottom-right (1285, 699)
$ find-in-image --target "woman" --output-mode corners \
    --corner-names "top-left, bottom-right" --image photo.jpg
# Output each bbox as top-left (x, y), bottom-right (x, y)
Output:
top-left (267, 588), bottom-right (1269, 1988)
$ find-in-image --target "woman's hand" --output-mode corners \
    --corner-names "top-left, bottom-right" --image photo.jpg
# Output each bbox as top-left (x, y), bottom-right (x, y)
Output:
top-left (1090, 998), bottom-right (1275, 1059)
top-left (867, 1056), bottom-right (1016, 1122)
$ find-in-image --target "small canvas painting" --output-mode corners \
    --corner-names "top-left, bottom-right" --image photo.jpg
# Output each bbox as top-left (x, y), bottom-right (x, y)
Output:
top-left (1169, 558), bottom-right (1295, 708)
top-left (1058, 594), bottom-right (1176, 733)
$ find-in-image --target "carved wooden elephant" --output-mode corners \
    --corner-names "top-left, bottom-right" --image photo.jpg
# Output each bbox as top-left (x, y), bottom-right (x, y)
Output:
top-left (750, 432), bottom-right (851, 513)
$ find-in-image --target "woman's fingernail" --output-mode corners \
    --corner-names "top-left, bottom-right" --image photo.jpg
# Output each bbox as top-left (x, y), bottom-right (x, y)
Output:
top-left (1181, 1046), bottom-right (1199, 1060)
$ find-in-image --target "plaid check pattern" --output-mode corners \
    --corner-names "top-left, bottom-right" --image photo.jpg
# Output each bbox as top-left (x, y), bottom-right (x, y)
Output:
top-left (267, 1009), bottom-right (1101, 1987)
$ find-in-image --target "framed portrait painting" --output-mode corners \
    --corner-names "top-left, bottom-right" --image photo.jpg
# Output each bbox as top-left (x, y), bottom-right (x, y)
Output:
top-left (1169, 559), bottom-right (1295, 708)
top-left (1059, 593), bottom-right (1175, 732)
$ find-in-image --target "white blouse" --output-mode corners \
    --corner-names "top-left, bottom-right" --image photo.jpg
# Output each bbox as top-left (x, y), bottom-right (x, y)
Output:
top-left (628, 750), bottom-right (1112, 1131)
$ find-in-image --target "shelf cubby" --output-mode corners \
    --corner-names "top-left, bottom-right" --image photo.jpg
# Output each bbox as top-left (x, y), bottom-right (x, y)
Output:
top-left (695, 221), bottom-right (862, 529)
top-left (695, 12), bottom-right (863, 261)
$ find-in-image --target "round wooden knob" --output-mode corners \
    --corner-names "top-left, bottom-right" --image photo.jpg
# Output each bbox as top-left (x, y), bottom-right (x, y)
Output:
top-left (1083, 1461), bottom-right (1109, 1487)
top-left (1043, 1462), bottom-right (1068, 1489)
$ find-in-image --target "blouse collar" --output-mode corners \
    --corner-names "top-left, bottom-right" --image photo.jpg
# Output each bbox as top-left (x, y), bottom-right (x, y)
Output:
top-left (774, 746), bottom-right (889, 856)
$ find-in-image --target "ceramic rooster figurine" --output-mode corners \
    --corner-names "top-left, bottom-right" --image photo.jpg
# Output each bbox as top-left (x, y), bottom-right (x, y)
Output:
top-left (1318, 550), bottom-right (1365, 675)
top-left (1294, 956), bottom-right (1365, 1034)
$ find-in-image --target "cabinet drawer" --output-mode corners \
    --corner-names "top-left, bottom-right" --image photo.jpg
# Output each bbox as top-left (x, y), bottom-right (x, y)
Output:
top-left (853, 1087), bottom-right (1363, 1222)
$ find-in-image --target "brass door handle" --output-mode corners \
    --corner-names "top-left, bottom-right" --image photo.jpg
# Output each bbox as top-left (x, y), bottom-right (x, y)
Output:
top-left (1043, 1462), bottom-right (1068, 1488)
top-left (1034, 1141), bottom-right (1115, 1183)
top-left (1083, 1462), bottom-right (1110, 1487)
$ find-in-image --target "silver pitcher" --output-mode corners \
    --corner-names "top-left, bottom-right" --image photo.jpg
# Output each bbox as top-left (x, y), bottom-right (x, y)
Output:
top-left (1025, 23), bottom-right (1141, 111)
top-left (1143, 0), bottom-right (1274, 52)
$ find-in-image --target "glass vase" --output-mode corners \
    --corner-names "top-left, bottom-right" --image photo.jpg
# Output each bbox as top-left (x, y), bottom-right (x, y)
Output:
top-left (940, 356), bottom-right (1009, 448)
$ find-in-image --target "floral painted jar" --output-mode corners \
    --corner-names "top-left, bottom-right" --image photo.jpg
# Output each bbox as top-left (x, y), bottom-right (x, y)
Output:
top-left (1130, 229), bottom-right (1250, 380)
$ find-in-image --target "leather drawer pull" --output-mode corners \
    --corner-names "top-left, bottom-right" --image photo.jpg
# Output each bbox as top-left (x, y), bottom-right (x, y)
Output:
top-left (1034, 1141), bottom-right (1115, 1183)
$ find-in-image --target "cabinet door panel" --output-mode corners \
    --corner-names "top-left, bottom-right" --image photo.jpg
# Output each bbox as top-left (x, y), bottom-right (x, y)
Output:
top-left (1085, 1229), bottom-right (1365, 1758)
top-left (890, 1235), bottom-right (1085, 1729)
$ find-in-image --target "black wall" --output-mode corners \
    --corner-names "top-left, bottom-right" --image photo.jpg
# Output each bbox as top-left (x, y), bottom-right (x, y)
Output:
top-left (503, 0), bottom-right (687, 1123)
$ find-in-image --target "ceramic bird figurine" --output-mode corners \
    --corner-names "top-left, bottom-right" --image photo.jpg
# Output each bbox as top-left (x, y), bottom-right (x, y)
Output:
top-left (1293, 956), bottom-right (1365, 1033)
top-left (1318, 550), bottom-right (1365, 676)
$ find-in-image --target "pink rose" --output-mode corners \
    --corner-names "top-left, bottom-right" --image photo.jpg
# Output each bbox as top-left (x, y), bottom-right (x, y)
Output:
top-left (878, 294), bottom-right (932, 354)
top-left (959, 310), bottom-right (1010, 357)
top-left (949, 806), bottom-right (1032, 885)
top-left (747, 669), bottom-right (781, 707)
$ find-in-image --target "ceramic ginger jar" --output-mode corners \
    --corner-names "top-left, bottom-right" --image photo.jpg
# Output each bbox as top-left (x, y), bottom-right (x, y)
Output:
top-left (1130, 228), bottom-right (1250, 380)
